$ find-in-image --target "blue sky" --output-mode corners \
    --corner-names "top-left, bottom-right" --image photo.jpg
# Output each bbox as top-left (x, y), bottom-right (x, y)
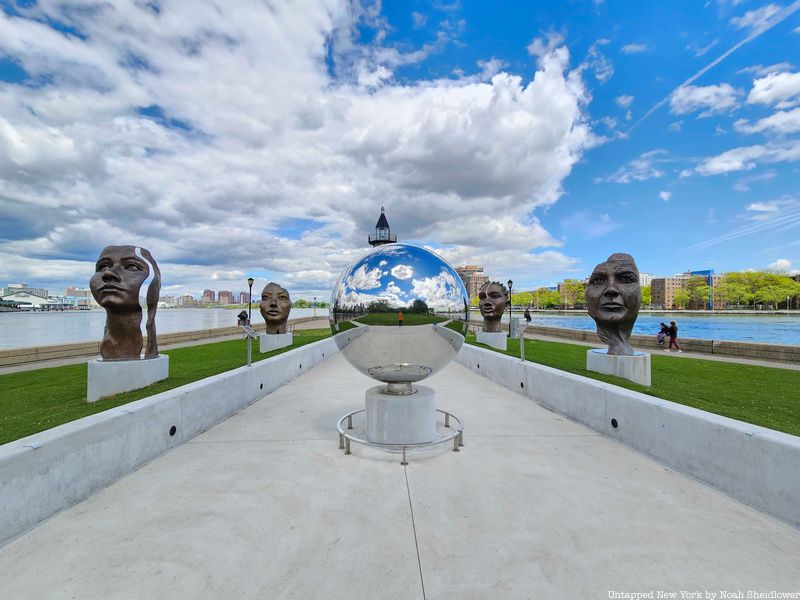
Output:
top-left (0, 0), bottom-right (799, 300)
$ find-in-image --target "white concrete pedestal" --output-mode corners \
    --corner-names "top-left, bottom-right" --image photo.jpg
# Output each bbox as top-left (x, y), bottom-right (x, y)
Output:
top-left (365, 384), bottom-right (437, 445)
top-left (259, 333), bottom-right (293, 353)
top-left (87, 355), bottom-right (169, 403)
top-left (476, 330), bottom-right (507, 351)
top-left (586, 349), bottom-right (651, 386)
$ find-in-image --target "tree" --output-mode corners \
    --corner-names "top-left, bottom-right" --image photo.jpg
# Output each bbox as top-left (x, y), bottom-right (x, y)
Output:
top-left (367, 300), bottom-right (391, 312)
top-left (292, 298), bottom-right (310, 308)
top-left (641, 285), bottom-right (651, 307)
top-left (409, 299), bottom-right (430, 313)
top-left (672, 288), bottom-right (690, 309)
top-left (686, 276), bottom-right (711, 310)
top-left (559, 280), bottom-right (585, 308)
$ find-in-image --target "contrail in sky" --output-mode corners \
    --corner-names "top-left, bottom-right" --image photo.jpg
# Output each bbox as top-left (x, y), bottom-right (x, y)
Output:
top-left (682, 208), bottom-right (800, 252)
top-left (628, 0), bottom-right (800, 133)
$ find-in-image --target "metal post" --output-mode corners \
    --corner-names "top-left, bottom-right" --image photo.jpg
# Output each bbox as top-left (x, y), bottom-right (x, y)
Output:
top-left (338, 433), bottom-right (344, 450)
top-left (507, 279), bottom-right (513, 338)
top-left (445, 413), bottom-right (450, 428)
top-left (453, 436), bottom-right (460, 452)
top-left (347, 415), bottom-right (353, 430)
top-left (247, 334), bottom-right (252, 367)
top-left (459, 432), bottom-right (464, 447)
top-left (313, 296), bottom-right (317, 318)
top-left (345, 438), bottom-right (351, 455)
top-left (520, 325), bottom-right (526, 361)
top-left (401, 447), bottom-right (408, 466)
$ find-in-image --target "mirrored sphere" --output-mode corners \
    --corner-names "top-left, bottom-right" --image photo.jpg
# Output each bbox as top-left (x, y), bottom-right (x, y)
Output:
top-left (330, 243), bottom-right (469, 387)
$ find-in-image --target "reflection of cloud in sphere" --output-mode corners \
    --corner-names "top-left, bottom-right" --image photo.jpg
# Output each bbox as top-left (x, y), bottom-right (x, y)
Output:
top-left (329, 243), bottom-right (470, 385)
top-left (345, 264), bottom-right (383, 290)
top-left (391, 264), bottom-right (413, 280)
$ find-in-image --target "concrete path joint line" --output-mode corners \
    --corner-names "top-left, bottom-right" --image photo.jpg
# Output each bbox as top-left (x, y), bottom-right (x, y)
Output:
top-left (404, 466), bottom-right (427, 600)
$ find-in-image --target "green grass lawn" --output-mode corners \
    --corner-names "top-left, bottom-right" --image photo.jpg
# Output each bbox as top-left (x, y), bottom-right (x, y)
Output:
top-left (468, 334), bottom-right (800, 438)
top-left (0, 329), bottom-right (331, 445)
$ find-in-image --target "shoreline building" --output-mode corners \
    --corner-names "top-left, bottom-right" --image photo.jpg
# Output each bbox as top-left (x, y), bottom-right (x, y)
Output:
top-left (202, 289), bottom-right (216, 303)
top-left (368, 206), bottom-right (397, 247)
top-left (218, 290), bottom-right (235, 305)
top-left (639, 273), bottom-right (653, 287)
top-left (455, 265), bottom-right (488, 300)
top-left (651, 270), bottom-right (723, 309)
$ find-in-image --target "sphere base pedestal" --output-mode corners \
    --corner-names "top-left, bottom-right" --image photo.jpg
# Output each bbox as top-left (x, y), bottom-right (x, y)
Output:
top-left (365, 384), bottom-right (437, 445)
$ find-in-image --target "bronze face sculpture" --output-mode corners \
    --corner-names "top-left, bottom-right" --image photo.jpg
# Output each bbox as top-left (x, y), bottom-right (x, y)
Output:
top-left (586, 253), bottom-right (641, 356)
top-left (259, 282), bottom-right (291, 334)
top-left (90, 245), bottom-right (161, 360)
top-left (478, 281), bottom-right (508, 333)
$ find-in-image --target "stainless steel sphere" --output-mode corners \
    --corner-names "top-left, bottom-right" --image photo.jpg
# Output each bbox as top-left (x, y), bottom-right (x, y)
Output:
top-left (330, 243), bottom-right (469, 391)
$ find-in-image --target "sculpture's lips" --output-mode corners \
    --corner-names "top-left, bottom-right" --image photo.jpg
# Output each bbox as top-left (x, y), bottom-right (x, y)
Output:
top-left (98, 285), bottom-right (124, 293)
top-left (266, 309), bottom-right (280, 316)
top-left (599, 303), bottom-right (625, 310)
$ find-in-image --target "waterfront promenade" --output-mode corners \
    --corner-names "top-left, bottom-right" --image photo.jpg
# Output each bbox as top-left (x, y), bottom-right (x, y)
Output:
top-left (1, 353), bottom-right (797, 598)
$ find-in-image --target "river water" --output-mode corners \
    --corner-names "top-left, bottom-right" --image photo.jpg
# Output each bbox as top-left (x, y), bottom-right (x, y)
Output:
top-left (0, 308), bottom-right (798, 349)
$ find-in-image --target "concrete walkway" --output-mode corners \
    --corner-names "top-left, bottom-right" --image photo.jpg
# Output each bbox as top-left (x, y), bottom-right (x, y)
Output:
top-left (1, 353), bottom-right (797, 599)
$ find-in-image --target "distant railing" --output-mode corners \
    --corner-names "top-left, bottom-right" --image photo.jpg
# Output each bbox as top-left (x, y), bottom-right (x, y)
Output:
top-left (368, 233), bottom-right (397, 244)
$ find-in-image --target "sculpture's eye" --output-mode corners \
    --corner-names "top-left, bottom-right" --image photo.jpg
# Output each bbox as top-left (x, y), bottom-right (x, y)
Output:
top-left (279, 295), bottom-right (289, 302)
top-left (96, 261), bottom-right (111, 272)
top-left (618, 272), bottom-right (637, 283)
top-left (590, 276), bottom-right (606, 286)
top-left (125, 263), bottom-right (142, 271)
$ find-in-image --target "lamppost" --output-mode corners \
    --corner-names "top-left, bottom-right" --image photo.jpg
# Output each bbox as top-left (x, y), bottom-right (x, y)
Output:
top-left (247, 277), bottom-right (254, 325)
top-left (313, 296), bottom-right (317, 318)
top-left (507, 279), bottom-right (513, 338)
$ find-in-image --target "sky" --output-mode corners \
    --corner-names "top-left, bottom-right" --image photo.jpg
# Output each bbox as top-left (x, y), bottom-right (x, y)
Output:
top-left (1, 0), bottom-right (799, 301)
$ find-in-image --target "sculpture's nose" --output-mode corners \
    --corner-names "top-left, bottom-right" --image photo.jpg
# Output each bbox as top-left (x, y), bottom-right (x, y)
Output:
top-left (101, 266), bottom-right (121, 281)
top-left (603, 286), bottom-right (619, 298)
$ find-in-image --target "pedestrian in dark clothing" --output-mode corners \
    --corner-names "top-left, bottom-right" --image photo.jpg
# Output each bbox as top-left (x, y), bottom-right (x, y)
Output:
top-left (524, 308), bottom-right (532, 324)
top-left (667, 320), bottom-right (682, 352)
top-left (657, 322), bottom-right (668, 347)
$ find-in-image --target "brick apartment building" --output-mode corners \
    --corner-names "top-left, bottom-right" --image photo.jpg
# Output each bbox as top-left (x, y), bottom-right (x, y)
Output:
top-left (455, 265), bottom-right (489, 300)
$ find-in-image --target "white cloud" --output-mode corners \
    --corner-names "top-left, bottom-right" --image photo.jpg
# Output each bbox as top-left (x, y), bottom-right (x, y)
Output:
top-left (621, 43), bottom-right (647, 54)
top-left (659, 191), bottom-right (672, 202)
top-left (615, 95), bottom-right (634, 108)
top-left (211, 270), bottom-right (245, 281)
top-left (0, 5), bottom-right (597, 294)
top-left (732, 170), bottom-right (777, 191)
top-left (411, 12), bottom-right (427, 28)
top-left (686, 39), bottom-right (718, 58)
top-left (598, 149), bottom-right (667, 183)
top-left (685, 140), bottom-right (800, 176)
top-left (734, 107), bottom-right (800, 135)
top-left (390, 264), bottom-right (413, 280)
top-left (747, 71), bottom-right (800, 108)
top-left (583, 38), bottom-right (614, 83)
top-left (669, 83), bottom-right (740, 117)
top-left (766, 258), bottom-right (799, 274)
top-left (559, 211), bottom-right (619, 239)
top-left (730, 4), bottom-right (781, 32)
top-left (669, 121), bottom-right (683, 132)
top-left (737, 62), bottom-right (794, 76)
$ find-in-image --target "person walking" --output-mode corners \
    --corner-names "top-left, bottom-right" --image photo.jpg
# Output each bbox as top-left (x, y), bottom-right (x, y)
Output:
top-left (657, 322), bottom-right (668, 348)
top-left (397, 310), bottom-right (404, 327)
top-left (524, 308), bottom-right (532, 324)
top-left (667, 320), bottom-right (682, 353)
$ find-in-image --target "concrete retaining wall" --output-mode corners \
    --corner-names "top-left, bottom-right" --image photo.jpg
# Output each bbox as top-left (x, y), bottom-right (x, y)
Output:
top-left (467, 320), bottom-right (800, 363)
top-left (456, 343), bottom-right (800, 527)
top-left (0, 337), bottom-right (337, 547)
top-left (0, 317), bottom-right (322, 368)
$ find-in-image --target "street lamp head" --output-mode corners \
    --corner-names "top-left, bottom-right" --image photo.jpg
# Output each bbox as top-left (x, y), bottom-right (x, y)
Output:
top-left (247, 277), bottom-right (254, 287)
top-left (507, 279), bottom-right (513, 289)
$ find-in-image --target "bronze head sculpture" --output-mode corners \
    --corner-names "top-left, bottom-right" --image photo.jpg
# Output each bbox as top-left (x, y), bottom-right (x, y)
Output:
top-left (478, 281), bottom-right (508, 333)
top-left (259, 282), bottom-right (291, 334)
top-left (586, 253), bottom-right (641, 356)
top-left (90, 245), bottom-right (161, 360)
